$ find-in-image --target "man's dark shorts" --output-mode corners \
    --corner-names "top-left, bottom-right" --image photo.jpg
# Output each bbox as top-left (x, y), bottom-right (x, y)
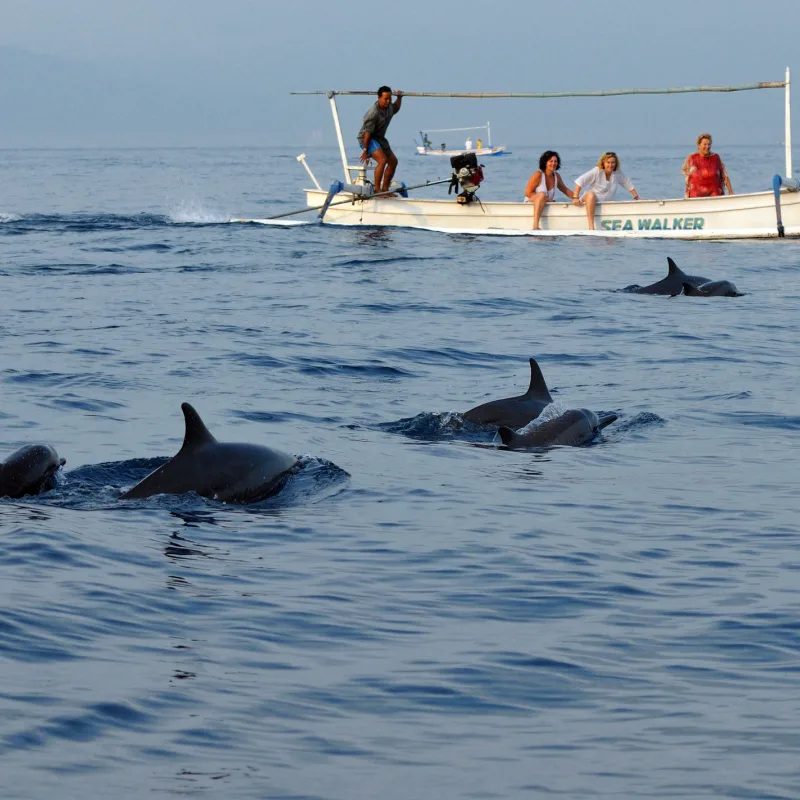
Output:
top-left (358, 136), bottom-right (391, 156)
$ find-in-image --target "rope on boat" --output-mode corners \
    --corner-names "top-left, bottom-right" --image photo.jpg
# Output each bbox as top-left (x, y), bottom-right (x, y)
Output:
top-left (291, 82), bottom-right (786, 99)
top-left (258, 178), bottom-right (452, 222)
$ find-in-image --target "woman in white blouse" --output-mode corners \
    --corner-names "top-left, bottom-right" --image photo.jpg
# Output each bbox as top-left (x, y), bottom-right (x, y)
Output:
top-left (573, 152), bottom-right (640, 230)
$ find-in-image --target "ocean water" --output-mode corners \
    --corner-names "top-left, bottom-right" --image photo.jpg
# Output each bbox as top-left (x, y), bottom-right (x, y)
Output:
top-left (1, 144), bottom-right (800, 800)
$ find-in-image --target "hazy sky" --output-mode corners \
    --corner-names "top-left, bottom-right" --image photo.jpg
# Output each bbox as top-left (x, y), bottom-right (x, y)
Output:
top-left (1, 0), bottom-right (799, 147)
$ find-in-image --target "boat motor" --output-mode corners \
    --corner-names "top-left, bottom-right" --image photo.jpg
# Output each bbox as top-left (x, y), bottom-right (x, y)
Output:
top-left (448, 153), bottom-right (485, 204)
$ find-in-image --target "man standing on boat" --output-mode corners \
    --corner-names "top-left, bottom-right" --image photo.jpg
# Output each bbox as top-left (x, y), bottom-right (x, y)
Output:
top-left (358, 86), bottom-right (403, 196)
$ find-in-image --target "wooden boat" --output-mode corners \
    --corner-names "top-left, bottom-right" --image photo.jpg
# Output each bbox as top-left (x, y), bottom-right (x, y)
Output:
top-left (295, 186), bottom-right (800, 238)
top-left (233, 74), bottom-right (800, 239)
top-left (414, 123), bottom-right (509, 157)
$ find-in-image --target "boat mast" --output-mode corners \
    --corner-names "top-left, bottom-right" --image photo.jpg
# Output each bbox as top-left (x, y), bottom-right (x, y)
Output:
top-left (487, 121), bottom-right (491, 147)
top-left (327, 92), bottom-right (351, 183)
top-left (786, 67), bottom-right (793, 178)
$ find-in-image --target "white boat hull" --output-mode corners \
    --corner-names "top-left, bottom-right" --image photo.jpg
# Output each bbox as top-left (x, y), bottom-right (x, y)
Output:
top-left (415, 146), bottom-right (509, 157)
top-left (294, 187), bottom-right (800, 239)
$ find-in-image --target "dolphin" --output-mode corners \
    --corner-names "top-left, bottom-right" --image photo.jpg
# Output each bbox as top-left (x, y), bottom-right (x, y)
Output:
top-left (680, 280), bottom-right (743, 297)
top-left (498, 409), bottom-right (617, 450)
top-left (0, 444), bottom-right (65, 498)
top-left (463, 358), bottom-right (554, 428)
top-left (120, 403), bottom-right (298, 503)
top-left (624, 257), bottom-right (710, 295)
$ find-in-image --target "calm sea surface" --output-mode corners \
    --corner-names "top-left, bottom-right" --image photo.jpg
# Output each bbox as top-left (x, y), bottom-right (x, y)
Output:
top-left (1, 144), bottom-right (800, 799)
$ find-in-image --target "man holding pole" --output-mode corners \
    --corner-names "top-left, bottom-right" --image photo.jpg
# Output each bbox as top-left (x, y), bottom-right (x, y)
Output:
top-left (358, 86), bottom-right (403, 196)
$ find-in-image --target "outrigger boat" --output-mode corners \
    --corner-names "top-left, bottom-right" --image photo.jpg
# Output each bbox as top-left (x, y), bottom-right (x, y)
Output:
top-left (233, 73), bottom-right (800, 239)
top-left (414, 122), bottom-right (509, 157)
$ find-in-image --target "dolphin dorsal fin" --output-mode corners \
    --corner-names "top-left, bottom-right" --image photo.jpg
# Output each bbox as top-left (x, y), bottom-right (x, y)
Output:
top-left (498, 426), bottom-right (516, 446)
top-left (667, 257), bottom-right (682, 276)
top-left (682, 281), bottom-right (700, 296)
top-left (181, 403), bottom-right (216, 450)
top-left (525, 358), bottom-right (553, 401)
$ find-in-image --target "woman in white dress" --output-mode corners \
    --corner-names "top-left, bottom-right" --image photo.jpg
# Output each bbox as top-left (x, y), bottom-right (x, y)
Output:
top-left (573, 152), bottom-right (640, 230)
top-left (524, 150), bottom-right (575, 230)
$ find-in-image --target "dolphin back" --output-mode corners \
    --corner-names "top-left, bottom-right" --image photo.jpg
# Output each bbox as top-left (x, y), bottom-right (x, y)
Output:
top-left (121, 403), bottom-right (297, 503)
top-left (626, 257), bottom-right (710, 295)
top-left (464, 358), bottom-right (553, 428)
top-left (683, 279), bottom-right (742, 297)
top-left (499, 409), bottom-right (616, 450)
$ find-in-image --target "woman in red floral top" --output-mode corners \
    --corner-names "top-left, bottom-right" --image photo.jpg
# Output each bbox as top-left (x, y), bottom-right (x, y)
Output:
top-left (682, 133), bottom-right (734, 198)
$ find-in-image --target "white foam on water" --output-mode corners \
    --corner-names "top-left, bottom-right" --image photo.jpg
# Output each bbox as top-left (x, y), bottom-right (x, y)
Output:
top-left (515, 401), bottom-right (568, 435)
top-left (168, 201), bottom-right (229, 224)
top-left (0, 212), bottom-right (22, 223)
top-left (227, 218), bottom-right (315, 227)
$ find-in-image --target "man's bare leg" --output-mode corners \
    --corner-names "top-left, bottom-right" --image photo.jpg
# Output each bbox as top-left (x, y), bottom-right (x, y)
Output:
top-left (370, 148), bottom-right (387, 194)
top-left (382, 149), bottom-right (399, 193)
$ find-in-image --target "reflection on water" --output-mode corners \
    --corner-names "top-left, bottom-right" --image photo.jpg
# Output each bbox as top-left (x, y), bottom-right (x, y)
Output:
top-left (0, 503), bottom-right (53, 524)
top-left (164, 532), bottom-right (210, 561)
top-left (170, 509), bottom-right (221, 528)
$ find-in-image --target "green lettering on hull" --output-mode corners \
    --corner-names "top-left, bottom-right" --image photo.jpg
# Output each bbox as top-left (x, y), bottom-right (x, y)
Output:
top-left (597, 217), bottom-right (706, 232)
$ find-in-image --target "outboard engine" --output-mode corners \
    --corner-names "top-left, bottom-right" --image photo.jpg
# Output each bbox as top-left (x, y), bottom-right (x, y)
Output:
top-left (448, 153), bottom-right (485, 204)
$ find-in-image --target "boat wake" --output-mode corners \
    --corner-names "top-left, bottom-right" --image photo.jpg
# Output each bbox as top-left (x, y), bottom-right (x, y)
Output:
top-left (168, 201), bottom-right (229, 224)
top-left (228, 217), bottom-right (316, 226)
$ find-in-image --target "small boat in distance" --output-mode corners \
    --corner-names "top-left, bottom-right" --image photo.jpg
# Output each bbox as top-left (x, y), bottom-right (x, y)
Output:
top-left (415, 122), bottom-right (509, 157)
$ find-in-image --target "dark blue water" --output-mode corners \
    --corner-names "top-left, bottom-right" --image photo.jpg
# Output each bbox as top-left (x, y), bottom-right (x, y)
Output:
top-left (2, 145), bottom-right (800, 799)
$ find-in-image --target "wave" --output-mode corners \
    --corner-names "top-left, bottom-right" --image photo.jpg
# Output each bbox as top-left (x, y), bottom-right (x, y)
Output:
top-left (0, 212), bottom-right (171, 233)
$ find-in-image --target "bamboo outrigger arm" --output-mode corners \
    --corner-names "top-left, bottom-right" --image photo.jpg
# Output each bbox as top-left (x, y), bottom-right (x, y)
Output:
top-left (292, 69), bottom-right (793, 179)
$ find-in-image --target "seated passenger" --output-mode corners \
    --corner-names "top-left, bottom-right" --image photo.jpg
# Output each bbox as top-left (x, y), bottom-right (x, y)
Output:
top-left (573, 152), bottom-right (640, 230)
top-left (524, 150), bottom-right (575, 230)
top-left (682, 133), bottom-right (734, 197)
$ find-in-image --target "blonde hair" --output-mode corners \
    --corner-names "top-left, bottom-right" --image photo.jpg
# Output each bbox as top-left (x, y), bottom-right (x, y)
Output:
top-left (596, 151), bottom-right (620, 170)
top-left (697, 132), bottom-right (712, 147)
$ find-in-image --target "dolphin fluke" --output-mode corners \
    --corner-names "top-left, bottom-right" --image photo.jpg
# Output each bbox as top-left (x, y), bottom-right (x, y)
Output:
top-left (181, 402), bottom-right (216, 449)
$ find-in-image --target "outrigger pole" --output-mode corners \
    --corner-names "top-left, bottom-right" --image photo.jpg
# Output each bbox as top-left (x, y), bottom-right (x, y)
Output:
top-left (293, 73), bottom-right (794, 177)
top-left (249, 177), bottom-right (452, 223)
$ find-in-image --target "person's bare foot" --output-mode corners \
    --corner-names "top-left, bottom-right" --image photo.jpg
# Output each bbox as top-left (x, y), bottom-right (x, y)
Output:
top-left (378, 192), bottom-right (398, 198)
